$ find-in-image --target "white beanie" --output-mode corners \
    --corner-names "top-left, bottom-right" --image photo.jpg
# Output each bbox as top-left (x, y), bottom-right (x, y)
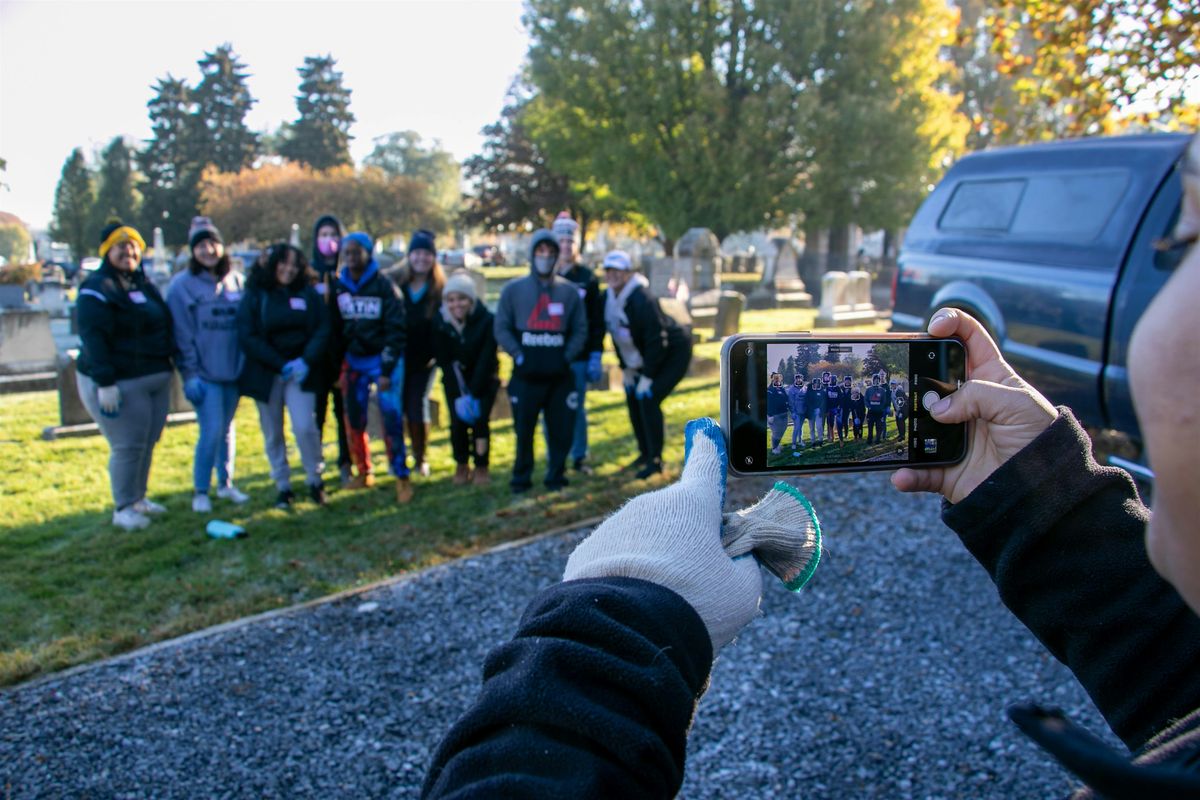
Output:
top-left (443, 271), bottom-right (477, 303)
top-left (552, 211), bottom-right (579, 241)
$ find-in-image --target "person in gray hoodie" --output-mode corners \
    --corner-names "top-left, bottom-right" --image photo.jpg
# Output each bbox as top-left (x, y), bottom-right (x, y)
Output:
top-left (494, 229), bottom-right (587, 493)
top-left (166, 216), bottom-right (248, 513)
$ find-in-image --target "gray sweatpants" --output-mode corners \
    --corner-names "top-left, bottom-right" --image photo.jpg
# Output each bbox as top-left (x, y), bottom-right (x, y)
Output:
top-left (768, 412), bottom-right (789, 450)
top-left (255, 375), bottom-right (322, 489)
top-left (76, 370), bottom-right (171, 510)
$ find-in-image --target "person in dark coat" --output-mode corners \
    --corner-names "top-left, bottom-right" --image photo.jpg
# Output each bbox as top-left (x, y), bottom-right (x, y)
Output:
top-left (237, 243), bottom-right (331, 508)
top-left (848, 385), bottom-right (866, 439)
top-left (765, 372), bottom-right (789, 456)
top-left (601, 250), bottom-right (693, 477)
top-left (75, 218), bottom-right (176, 530)
top-left (891, 379), bottom-right (908, 440)
top-left (804, 378), bottom-right (825, 445)
top-left (309, 213), bottom-right (352, 486)
top-left (864, 374), bottom-right (887, 444)
top-left (333, 231), bottom-right (412, 503)
top-left (391, 229), bottom-right (446, 479)
top-left (433, 272), bottom-right (500, 486)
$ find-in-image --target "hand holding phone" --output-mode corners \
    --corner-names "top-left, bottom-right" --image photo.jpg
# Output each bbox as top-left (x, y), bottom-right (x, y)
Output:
top-left (890, 308), bottom-right (1060, 503)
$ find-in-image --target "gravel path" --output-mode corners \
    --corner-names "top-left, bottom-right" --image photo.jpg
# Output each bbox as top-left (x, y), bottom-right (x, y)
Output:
top-left (1, 470), bottom-right (1113, 799)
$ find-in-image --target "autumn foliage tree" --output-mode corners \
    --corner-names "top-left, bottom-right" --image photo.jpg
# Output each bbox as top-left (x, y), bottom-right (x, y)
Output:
top-left (198, 163), bottom-right (435, 246)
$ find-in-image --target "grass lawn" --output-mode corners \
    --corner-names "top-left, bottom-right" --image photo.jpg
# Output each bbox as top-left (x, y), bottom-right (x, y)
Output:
top-left (0, 306), bottom-right (888, 686)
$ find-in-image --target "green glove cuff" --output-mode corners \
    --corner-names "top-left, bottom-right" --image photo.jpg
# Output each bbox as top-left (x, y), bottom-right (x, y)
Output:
top-left (722, 481), bottom-right (822, 592)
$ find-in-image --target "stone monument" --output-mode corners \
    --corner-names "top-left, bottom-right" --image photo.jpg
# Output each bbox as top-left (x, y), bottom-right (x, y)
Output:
top-left (815, 271), bottom-right (878, 327)
top-left (746, 237), bottom-right (813, 310)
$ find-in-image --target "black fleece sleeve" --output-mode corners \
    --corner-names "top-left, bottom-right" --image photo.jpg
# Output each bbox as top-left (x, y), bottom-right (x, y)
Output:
top-left (467, 323), bottom-right (498, 398)
top-left (944, 408), bottom-right (1200, 750)
top-left (236, 289), bottom-right (287, 372)
top-left (629, 293), bottom-right (667, 379)
top-left (381, 283), bottom-right (407, 375)
top-left (76, 291), bottom-right (117, 386)
top-left (301, 288), bottom-right (331, 369)
top-left (421, 577), bottom-right (714, 799)
top-left (585, 275), bottom-right (606, 354)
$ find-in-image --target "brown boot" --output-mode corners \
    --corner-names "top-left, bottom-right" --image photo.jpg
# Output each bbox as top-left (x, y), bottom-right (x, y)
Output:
top-left (347, 472), bottom-right (375, 490)
top-left (453, 464), bottom-right (471, 485)
top-left (395, 477), bottom-right (413, 503)
top-left (472, 465), bottom-right (490, 486)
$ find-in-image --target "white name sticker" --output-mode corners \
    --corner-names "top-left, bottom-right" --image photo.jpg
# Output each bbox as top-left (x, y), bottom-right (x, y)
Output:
top-left (128, 290), bottom-right (147, 304)
top-left (315, 283), bottom-right (328, 296)
top-left (547, 302), bottom-right (564, 316)
top-left (289, 297), bottom-right (307, 311)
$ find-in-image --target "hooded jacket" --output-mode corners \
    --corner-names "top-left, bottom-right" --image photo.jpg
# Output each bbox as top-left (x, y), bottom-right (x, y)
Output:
top-left (311, 214), bottom-right (344, 285)
top-left (494, 229), bottom-right (587, 381)
top-left (236, 266), bottom-right (331, 402)
top-left (433, 301), bottom-right (500, 401)
top-left (558, 262), bottom-right (605, 358)
top-left (606, 277), bottom-right (691, 381)
top-left (166, 265), bottom-right (245, 383)
top-left (333, 256), bottom-right (406, 375)
top-left (76, 261), bottom-right (176, 386)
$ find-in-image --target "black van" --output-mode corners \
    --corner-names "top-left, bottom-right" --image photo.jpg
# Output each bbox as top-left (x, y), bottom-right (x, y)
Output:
top-left (892, 132), bottom-right (1191, 460)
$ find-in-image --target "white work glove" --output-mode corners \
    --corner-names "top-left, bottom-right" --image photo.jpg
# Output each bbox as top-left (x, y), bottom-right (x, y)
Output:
top-left (566, 419), bottom-right (820, 652)
top-left (97, 384), bottom-right (121, 417)
top-left (622, 367), bottom-right (639, 389)
top-left (635, 374), bottom-right (654, 400)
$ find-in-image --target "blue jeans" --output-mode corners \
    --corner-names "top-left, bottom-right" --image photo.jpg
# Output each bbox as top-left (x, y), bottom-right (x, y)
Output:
top-left (192, 379), bottom-right (240, 493)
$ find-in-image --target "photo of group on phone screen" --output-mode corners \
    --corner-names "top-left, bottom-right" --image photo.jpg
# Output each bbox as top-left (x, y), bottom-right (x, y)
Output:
top-left (764, 342), bottom-right (910, 468)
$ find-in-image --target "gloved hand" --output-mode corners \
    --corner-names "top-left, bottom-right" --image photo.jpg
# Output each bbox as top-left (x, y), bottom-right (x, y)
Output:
top-left (184, 376), bottom-right (206, 405)
top-left (283, 358), bottom-right (309, 384)
top-left (586, 351), bottom-right (604, 384)
top-left (97, 384), bottom-right (121, 417)
top-left (635, 374), bottom-right (654, 400)
top-left (564, 418), bottom-right (762, 650)
top-left (515, 353), bottom-right (525, 368)
top-left (454, 394), bottom-right (481, 425)
top-left (622, 368), bottom-right (639, 389)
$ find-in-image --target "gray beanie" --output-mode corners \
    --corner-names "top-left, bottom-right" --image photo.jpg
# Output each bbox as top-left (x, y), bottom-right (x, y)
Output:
top-left (443, 271), bottom-right (477, 303)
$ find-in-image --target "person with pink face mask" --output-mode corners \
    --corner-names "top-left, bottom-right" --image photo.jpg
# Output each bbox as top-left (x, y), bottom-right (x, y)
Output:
top-left (310, 214), bottom-right (353, 487)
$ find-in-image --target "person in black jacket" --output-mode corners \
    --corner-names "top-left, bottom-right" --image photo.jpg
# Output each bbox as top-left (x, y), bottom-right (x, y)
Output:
top-left (75, 218), bottom-right (176, 531)
top-left (432, 272), bottom-right (500, 486)
top-left (391, 229), bottom-right (445, 479)
top-left (237, 244), bottom-right (331, 508)
top-left (551, 212), bottom-right (606, 475)
top-left (333, 232), bottom-right (413, 503)
top-left (601, 250), bottom-right (693, 478)
top-left (309, 214), bottom-right (353, 486)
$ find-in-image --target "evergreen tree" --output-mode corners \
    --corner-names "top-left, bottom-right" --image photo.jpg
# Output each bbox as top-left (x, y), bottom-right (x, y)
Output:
top-left (280, 55), bottom-right (355, 170)
top-left (194, 43), bottom-right (259, 173)
top-left (50, 148), bottom-right (96, 260)
top-left (139, 75), bottom-right (203, 245)
top-left (91, 137), bottom-right (142, 237)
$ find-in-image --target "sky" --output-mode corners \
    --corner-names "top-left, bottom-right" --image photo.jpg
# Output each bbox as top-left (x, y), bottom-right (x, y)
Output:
top-left (0, 0), bottom-right (531, 230)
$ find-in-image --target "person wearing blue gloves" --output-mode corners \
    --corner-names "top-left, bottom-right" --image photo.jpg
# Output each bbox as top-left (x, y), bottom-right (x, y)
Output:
top-left (75, 218), bottom-right (176, 530)
top-left (332, 232), bottom-right (413, 503)
top-left (602, 250), bottom-right (693, 478)
top-left (166, 216), bottom-right (248, 514)
top-left (433, 272), bottom-right (500, 486)
top-left (237, 244), bottom-right (331, 508)
top-left (551, 212), bottom-right (606, 475)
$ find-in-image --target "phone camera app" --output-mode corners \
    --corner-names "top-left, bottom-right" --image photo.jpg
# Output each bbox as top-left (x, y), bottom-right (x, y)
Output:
top-left (924, 438), bottom-right (939, 454)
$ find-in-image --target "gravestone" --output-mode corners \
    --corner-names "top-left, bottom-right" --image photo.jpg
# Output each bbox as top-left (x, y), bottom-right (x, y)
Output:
top-left (30, 281), bottom-right (68, 315)
top-left (672, 228), bottom-right (722, 296)
top-left (644, 255), bottom-right (676, 298)
top-left (846, 270), bottom-right (878, 315)
top-left (43, 353), bottom-right (196, 439)
top-left (815, 271), bottom-right (878, 327)
top-left (0, 309), bottom-right (56, 374)
top-left (711, 290), bottom-right (745, 340)
top-left (0, 284), bottom-right (26, 309)
top-left (747, 237), bottom-right (813, 309)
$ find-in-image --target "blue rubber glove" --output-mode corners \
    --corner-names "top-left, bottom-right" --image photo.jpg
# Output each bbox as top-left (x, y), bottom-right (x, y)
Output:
top-left (283, 358), bottom-right (308, 384)
top-left (515, 353), bottom-right (525, 367)
top-left (388, 360), bottom-right (404, 410)
top-left (184, 376), bottom-right (206, 405)
top-left (586, 351), bottom-right (603, 383)
top-left (454, 394), bottom-right (481, 424)
top-left (635, 374), bottom-right (654, 400)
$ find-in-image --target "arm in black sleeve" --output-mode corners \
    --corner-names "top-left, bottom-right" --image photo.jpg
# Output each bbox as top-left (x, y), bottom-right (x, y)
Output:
top-left (944, 408), bottom-right (1200, 750)
top-left (422, 577), bottom-right (714, 799)
top-left (301, 289), bottom-right (331, 368)
top-left (629, 293), bottom-right (667, 379)
top-left (237, 290), bottom-right (287, 372)
top-left (468, 322), bottom-right (498, 398)
top-left (381, 283), bottom-right (407, 374)
top-left (76, 292), bottom-right (117, 386)
top-left (585, 276), bottom-right (606, 354)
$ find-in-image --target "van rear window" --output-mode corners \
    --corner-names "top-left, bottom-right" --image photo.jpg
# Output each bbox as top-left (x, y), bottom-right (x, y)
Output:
top-left (939, 171), bottom-right (1130, 241)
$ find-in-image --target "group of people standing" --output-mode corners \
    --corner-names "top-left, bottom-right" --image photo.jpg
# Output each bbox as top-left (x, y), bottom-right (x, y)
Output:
top-left (74, 210), bottom-right (695, 530)
top-left (767, 371), bottom-right (908, 455)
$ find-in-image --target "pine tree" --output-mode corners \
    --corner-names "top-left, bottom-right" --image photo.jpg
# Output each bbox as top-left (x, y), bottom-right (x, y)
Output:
top-left (194, 43), bottom-right (259, 173)
top-left (91, 137), bottom-right (142, 236)
top-left (139, 75), bottom-right (203, 245)
top-left (280, 55), bottom-right (355, 170)
top-left (50, 148), bottom-right (96, 260)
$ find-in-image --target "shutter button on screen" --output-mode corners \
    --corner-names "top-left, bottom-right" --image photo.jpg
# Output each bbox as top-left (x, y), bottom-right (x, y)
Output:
top-left (922, 391), bottom-right (941, 411)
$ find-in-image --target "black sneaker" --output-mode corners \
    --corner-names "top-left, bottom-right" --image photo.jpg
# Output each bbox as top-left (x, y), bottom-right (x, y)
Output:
top-left (308, 482), bottom-right (327, 506)
top-left (573, 458), bottom-right (594, 475)
top-left (636, 460), bottom-right (663, 480)
top-left (274, 488), bottom-right (296, 509)
top-left (623, 455), bottom-right (649, 472)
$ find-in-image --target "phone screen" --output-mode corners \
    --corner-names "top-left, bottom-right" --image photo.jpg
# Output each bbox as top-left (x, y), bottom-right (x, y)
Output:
top-left (721, 334), bottom-right (968, 475)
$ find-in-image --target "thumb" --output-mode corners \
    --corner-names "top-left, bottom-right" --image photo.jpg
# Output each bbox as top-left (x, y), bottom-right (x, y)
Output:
top-left (680, 418), bottom-right (727, 503)
top-left (928, 379), bottom-right (1040, 426)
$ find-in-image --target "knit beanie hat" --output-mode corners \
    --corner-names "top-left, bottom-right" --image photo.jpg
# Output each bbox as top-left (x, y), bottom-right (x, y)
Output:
top-left (188, 216), bottom-right (223, 250)
top-left (343, 231), bottom-right (374, 254)
top-left (408, 228), bottom-right (436, 254)
top-left (98, 216), bottom-right (146, 260)
top-left (443, 271), bottom-right (478, 303)
top-left (552, 211), bottom-right (579, 241)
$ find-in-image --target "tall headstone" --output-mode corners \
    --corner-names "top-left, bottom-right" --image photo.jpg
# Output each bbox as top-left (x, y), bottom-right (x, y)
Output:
top-left (672, 228), bottom-right (722, 296)
top-left (815, 271), bottom-right (878, 327)
top-left (747, 237), bottom-right (812, 309)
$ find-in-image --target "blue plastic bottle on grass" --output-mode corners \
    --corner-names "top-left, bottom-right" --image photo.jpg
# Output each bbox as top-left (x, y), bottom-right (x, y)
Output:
top-left (206, 520), bottom-right (246, 539)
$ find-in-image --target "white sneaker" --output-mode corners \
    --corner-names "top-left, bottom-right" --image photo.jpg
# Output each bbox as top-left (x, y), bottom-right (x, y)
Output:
top-left (133, 498), bottom-right (167, 515)
top-left (217, 485), bottom-right (250, 504)
top-left (771, 447), bottom-right (782, 455)
top-left (112, 507), bottom-right (151, 531)
top-left (192, 493), bottom-right (212, 513)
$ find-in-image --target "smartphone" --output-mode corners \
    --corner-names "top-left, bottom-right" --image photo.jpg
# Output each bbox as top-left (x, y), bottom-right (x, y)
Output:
top-left (721, 332), bottom-right (968, 476)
